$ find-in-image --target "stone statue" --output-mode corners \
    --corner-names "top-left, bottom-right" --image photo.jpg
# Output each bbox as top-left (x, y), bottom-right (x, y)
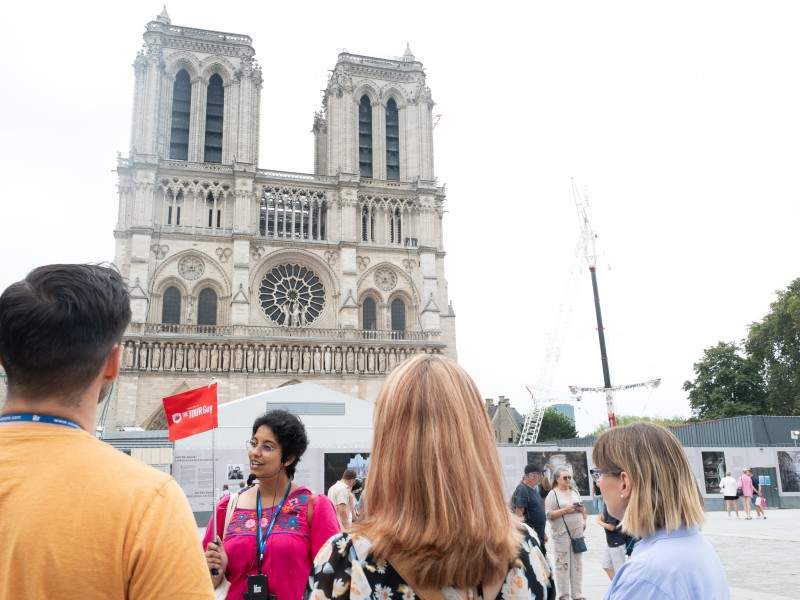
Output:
top-left (138, 344), bottom-right (148, 370)
top-left (210, 344), bottom-right (220, 371)
top-left (313, 347), bottom-right (322, 373)
top-left (279, 346), bottom-right (289, 372)
top-left (268, 346), bottom-right (277, 372)
top-left (234, 345), bottom-right (244, 371)
top-left (377, 348), bottom-right (386, 373)
top-left (333, 347), bottom-right (342, 373)
top-left (246, 346), bottom-right (255, 372)
top-left (291, 346), bottom-right (300, 372)
top-left (187, 345), bottom-right (196, 372)
top-left (257, 345), bottom-right (267, 372)
top-left (221, 345), bottom-right (231, 372)
top-left (302, 347), bottom-right (311, 372)
top-left (151, 343), bottom-right (161, 370)
top-left (124, 342), bottom-right (136, 369)
top-left (367, 348), bottom-right (375, 373)
top-left (323, 346), bottom-right (332, 372)
top-left (198, 344), bottom-right (208, 371)
top-left (174, 344), bottom-right (185, 371)
top-left (345, 347), bottom-right (355, 373)
top-left (163, 344), bottom-right (173, 371)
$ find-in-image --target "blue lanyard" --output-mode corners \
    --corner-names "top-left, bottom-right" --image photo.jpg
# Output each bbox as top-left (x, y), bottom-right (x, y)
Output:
top-left (0, 413), bottom-right (82, 430)
top-left (255, 483), bottom-right (291, 573)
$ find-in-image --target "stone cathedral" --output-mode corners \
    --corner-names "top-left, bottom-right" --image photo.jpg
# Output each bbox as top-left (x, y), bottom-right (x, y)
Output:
top-left (109, 9), bottom-right (457, 430)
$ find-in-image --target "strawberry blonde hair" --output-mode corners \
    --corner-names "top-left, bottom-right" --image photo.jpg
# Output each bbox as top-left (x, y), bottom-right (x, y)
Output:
top-left (353, 354), bottom-right (520, 588)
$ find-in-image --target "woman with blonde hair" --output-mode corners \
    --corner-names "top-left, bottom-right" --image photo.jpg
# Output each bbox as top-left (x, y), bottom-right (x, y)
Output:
top-left (309, 354), bottom-right (554, 600)
top-left (591, 423), bottom-right (729, 599)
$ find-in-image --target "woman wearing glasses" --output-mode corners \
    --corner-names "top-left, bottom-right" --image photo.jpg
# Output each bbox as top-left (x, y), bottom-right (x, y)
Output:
top-left (592, 423), bottom-right (729, 599)
top-left (203, 409), bottom-right (340, 600)
top-left (545, 466), bottom-right (587, 600)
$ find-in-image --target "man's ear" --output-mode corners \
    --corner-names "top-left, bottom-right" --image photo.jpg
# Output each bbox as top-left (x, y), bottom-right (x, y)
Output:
top-left (103, 345), bottom-right (123, 381)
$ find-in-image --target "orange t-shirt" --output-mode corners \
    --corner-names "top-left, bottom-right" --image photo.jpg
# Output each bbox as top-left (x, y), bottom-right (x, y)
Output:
top-left (0, 423), bottom-right (215, 599)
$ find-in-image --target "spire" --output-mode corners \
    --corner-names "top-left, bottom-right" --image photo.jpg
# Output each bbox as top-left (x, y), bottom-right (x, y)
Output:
top-left (157, 5), bottom-right (171, 25)
top-left (403, 43), bottom-right (415, 62)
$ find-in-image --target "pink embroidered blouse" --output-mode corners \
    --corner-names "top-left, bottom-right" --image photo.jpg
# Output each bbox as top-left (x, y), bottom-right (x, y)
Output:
top-left (203, 486), bottom-right (339, 600)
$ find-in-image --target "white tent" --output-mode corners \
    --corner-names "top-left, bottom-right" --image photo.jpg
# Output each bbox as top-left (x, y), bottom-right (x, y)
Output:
top-left (173, 383), bottom-right (374, 514)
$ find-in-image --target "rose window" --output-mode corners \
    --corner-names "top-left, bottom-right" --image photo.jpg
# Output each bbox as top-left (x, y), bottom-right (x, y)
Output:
top-left (259, 264), bottom-right (325, 326)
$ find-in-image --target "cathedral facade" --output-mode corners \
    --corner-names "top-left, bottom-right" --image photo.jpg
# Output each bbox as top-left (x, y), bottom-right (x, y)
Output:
top-left (109, 10), bottom-right (457, 430)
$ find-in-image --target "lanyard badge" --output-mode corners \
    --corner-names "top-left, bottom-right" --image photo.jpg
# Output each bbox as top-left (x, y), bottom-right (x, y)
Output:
top-left (0, 413), bottom-right (82, 430)
top-left (249, 483), bottom-right (291, 600)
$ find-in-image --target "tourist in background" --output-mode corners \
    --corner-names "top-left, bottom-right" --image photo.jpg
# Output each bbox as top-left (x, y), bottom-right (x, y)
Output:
top-left (596, 506), bottom-right (626, 580)
top-left (0, 264), bottom-right (214, 599)
top-left (738, 467), bottom-right (754, 520)
top-left (327, 468), bottom-right (357, 530)
top-left (750, 470), bottom-right (766, 519)
top-left (593, 422), bottom-right (729, 599)
top-left (545, 466), bottom-right (587, 600)
top-left (719, 472), bottom-right (739, 518)
top-left (512, 463), bottom-right (549, 553)
top-left (203, 409), bottom-right (339, 600)
top-left (309, 354), bottom-right (554, 600)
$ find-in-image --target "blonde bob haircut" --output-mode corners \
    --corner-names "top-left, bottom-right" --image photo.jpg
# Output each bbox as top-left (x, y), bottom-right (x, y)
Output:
top-left (592, 422), bottom-right (704, 539)
top-left (352, 354), bottom-right (521, 588)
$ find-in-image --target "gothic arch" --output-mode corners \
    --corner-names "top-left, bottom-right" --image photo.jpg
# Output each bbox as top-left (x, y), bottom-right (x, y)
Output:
top-left (356, 261), bottom-right (420, 306)
top-left (149, 276), bottom-right (189, 324)
top-left (353, 81), bottom-right (379, 105)
top-left (386, 289), bottom-right (417, 330)
top-left (151, 249), bottom-right (232, 299)
top-left (200, 55), bottom-right (236, 84)
top-left (164, 52), bottom-right (202, 79)
top-left (380, 86), bottom-right (409, 108)
top-left (358, 289), bottom-right (383, 330)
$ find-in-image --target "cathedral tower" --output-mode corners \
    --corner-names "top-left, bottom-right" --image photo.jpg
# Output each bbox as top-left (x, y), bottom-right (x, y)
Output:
top-left (111, 11), bottom-right (456, 431)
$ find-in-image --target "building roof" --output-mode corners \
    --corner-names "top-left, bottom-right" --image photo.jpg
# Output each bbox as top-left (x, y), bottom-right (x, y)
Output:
top-left (523, 415), bottom-right (800, 448)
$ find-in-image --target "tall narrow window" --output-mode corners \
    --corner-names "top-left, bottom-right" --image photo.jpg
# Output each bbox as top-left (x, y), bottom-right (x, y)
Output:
top-left (390, 207), bottom-right (402, 244)
top-left (361, 205), bottom-right (374, 242)
top-left (359, 95), bottom-right (373, 178)
top-left (197, 288), bottom-right (218, 326)
top-left (162, 287), bottom-right (181, 324)
top-left (169, 70), bottom-right (191, 160)
top-left (362, 297), bottom-right (377, 330)
top-left (204, 73), bottom-right (224, 163)
top-left (391, 298), bottom-right (406, 331)
top-left (259, 195), bottom-right (268, 236)
top-left (386, 98), bottom-right (400, 180)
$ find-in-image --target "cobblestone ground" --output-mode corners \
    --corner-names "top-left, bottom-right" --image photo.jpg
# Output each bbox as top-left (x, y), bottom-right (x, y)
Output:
top-left (549, 508), bottom-right (800, 599)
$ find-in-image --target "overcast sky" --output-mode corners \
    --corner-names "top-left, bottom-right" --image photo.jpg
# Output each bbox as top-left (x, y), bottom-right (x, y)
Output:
top-left (2, 1), bottom-right (798, 434)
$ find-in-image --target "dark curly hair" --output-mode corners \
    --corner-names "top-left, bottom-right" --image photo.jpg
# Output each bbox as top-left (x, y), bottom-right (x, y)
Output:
top-left (251, 409), bottom-right (308, 479)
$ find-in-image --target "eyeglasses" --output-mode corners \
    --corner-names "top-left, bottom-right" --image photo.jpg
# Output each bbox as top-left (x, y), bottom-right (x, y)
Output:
top-left (561, 475), bottom-right (572, 480)
top-left (246, 439), bottom-right (276, 453)
top-left (590, 468), bottom-right (621, 481)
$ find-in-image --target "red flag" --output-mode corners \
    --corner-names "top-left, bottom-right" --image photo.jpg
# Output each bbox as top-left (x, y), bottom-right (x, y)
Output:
top-left (162, 383), bottom-right (218, 441)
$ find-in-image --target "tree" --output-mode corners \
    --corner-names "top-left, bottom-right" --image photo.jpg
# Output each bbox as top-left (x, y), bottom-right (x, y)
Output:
top-left (537, 408), bottom-right (578, 442)
top-left (682, 341), bottom-right (766, 419)
top-left (746, 278), bottom-right (800, 415)
top-left (590, 415), bottom-right (686, 437)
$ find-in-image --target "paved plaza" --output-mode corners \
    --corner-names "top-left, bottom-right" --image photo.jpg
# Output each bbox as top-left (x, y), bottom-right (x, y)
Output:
top-left (199, 508), bottom-right (799, 599)
top-left (569, 508), bottom-right (800, 599)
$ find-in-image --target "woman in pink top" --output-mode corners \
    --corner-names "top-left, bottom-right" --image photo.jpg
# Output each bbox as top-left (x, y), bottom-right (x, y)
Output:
top-left (203, 410), bottom-right (340, 600)
top-left (738, 468), bottom-right (754, 520)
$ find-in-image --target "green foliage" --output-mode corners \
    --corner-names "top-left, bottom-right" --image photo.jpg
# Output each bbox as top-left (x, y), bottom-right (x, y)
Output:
top-left (537, 408), bottom-right (578, 442)
top-left (745, 278), bottom-right (800, 415)
top-left (683, 278), bottom-right (800, 419)
top-left (591, 414), bottom-right (686, 437)
top-left (683, 342), bottom-right (766, 419)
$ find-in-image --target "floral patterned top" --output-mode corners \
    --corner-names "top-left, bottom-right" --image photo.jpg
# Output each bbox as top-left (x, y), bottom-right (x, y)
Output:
top-left (307, 526), bottom-right (554, 600)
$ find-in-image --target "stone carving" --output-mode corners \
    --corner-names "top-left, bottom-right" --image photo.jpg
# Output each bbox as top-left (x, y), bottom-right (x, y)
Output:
top-left (374, 268), bottom-right (397, 292)
top-left (402, 258), bottom-right (416, 273)
top-left (356, 256), bottom-right (371, 271)
top-left (178, 256), bottom-right (205, 280)
top-left (216, 247), bottom-right (233, 263)
top-left (323, 250), bottom-right (338, 267)
top-left (150, 244), bottom-right (169, 260)
top-left (122, 339), bottom-right (439, 375)
top-left (251, 245), bottom-right (266, 260)
top-left (259, 264), bottom-right (325, 327)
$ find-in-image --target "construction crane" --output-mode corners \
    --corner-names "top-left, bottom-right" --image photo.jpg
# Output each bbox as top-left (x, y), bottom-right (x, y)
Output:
top-left (519, 180), bottom-right (660, 443)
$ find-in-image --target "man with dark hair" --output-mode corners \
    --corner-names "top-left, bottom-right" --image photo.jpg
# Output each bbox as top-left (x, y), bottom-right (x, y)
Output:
top-left (0, 264), bottom-right (214, 599)
top-left (327, 469), bottom-right (357, 530)
top-left (512, 463), bottom-right (548, 554)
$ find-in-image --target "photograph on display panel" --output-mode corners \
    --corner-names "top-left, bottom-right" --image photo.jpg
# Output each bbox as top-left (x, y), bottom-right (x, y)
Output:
top-left (701, 451), bottom-right (726, 494)
top-left (323, 452), bottom-right (370, 495)
top-left (777, 451), bottom-right (800, 493)
top-left (527, 450), bottom-right (590, 496)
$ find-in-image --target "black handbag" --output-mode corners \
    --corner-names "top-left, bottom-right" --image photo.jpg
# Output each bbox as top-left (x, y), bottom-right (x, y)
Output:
top-left (552, 490), bottom-right (588, 553)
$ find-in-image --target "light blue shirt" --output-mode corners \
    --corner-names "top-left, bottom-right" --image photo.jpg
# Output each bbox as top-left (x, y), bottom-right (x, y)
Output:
top-left (604, 527), bottom-right (729, 600)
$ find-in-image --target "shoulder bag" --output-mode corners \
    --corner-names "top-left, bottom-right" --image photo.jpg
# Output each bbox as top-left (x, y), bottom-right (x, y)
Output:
top-left (553, 491), bottom-right (587, 554)
top-left (214, 492), bottom-right (240, 600)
